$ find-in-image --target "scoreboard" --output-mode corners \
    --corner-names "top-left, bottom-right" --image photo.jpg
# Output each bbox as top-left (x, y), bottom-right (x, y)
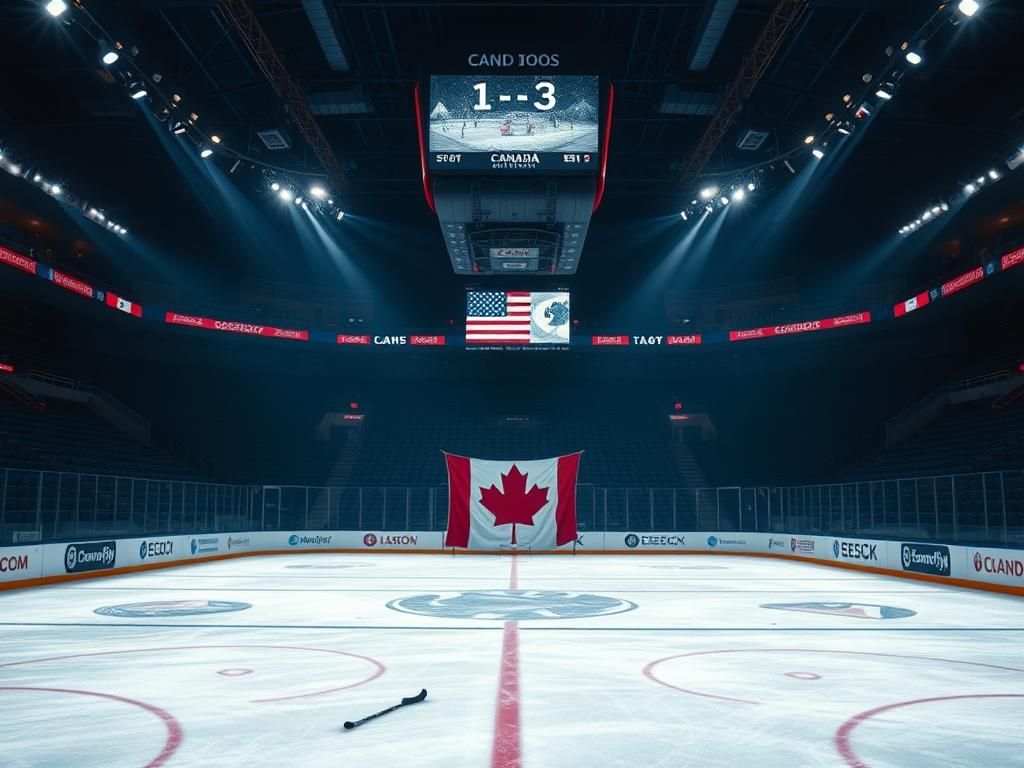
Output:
top-left (428, 75), bottom-right (600, 173)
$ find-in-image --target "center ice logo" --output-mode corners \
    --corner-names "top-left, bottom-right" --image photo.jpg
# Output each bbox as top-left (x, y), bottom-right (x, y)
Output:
top-left (387, 590), bottom-right (638, 620)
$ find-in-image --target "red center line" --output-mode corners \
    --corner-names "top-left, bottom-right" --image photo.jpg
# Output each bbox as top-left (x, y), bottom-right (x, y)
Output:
top-left (491, 554), bottom-right (522, 768)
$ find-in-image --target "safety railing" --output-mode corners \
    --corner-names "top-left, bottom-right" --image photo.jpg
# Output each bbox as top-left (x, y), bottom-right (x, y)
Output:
top-left (1, 467), bottom-right (1021, 548)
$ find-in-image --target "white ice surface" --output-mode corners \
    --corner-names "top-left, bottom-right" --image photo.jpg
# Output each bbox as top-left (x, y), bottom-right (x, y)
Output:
top-left (1, 553), bottom-right (1023, 767)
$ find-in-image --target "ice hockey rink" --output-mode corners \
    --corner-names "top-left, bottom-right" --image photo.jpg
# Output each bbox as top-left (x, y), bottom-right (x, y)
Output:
top-left (1, 553), bottom-right (1023, 768)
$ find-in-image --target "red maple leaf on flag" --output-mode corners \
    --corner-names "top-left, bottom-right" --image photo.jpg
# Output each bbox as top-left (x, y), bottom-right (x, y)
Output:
top-left (479, 464), bottom-right (550, 544)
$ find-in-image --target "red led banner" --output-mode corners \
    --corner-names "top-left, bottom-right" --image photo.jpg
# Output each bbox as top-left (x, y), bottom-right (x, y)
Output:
top-left (941, 266), bottom-right (984, 298)
top-left (164, 312), bottom-right (308, 340)
top-left (409, 335), bottom-right (446, 346)
top-left (893, 291), bottom-right (930, 318)
top-left (1002, 246), bottom-right (1024, 272)
top-left (729, 311), bottom-right (871, 342)
top-left (0, 246), bottom-right (36, 275)
top-left (591, 335), bottom-right (630, 346)
top-left (667, 334), bottom-right (702, 345)
top-left (105, 292), bottom-right (143, 318)
top-left (50, 269), bottom-right (94, 299)
top-left (0, 362), bottom-right (13, 374)
top-left (336, 335), bottom-right (371, 345)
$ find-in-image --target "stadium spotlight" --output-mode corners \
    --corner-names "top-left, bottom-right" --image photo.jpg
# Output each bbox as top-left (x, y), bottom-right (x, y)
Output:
top-left (784, 160), bottom-right (796, 174)
top-left (199, 147), bottom-right (213, 158)
top-left (210, 135), bottom-right (222, 144)
top-left (803, 135), bottom-right (815, 144)
top-left (958, 0), bottom-right (979, 17)
top-left (719, 195), bottom-right (730, 206)
top-left (731, 188), bottom-right (745, 202)
top-left (45, 0), bottom-right (68, 17)
top-left (33, 173), bottom-right (42, 182)
top-left (987, 168), bottom-right (999, 180)
top-left (7, 163), bottom-right (20, 176)
top-left (747, 182), bottom-right (756, 191)
top-left (50, 184), bottom-right (61, 195)
top-left (964, 182), bottom-right (977, 194)
top-left (976, 176), bottom-right (986, 185)
top-left (699, 186), bottom-right (718, 199)
top-left (101, 49), bottom-right (119, 66)
top-left (270, 182), bottom-right (280, 191)
top-left (129, 84), bottom-right (147, 100)
top-left (905, 51), bottom-right (923, 65)
top-left (295, 196), bottom-right (303, 206)
top-left (836, 121), bottom-right (853, 135)
top-left (277, 188), bottom-right (294, 202)
top-left (875, 82), bottom-right (895, 100)
top-left (309, 185), bottom-right (328, 199)
top-left (336, 210), bottom-right (345, 221)
top-left (705, 204), bottom-right (713, 213)
top-left (680, 211), bottom-right (688, 221)
top-left (922, 211), bottom-right (933, 221)
top-left (940, 202), bottom-right (949, 212)
top-left (171, 122), bottom-right (187, 135)
top-left (931, 206), bottom-right (941, 215)
top-left (812, 147), bottom-right (825, 159)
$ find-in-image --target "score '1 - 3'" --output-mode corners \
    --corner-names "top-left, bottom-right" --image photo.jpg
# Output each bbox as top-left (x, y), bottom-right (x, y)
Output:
top-left (472, 81), bottom-right (555, 111)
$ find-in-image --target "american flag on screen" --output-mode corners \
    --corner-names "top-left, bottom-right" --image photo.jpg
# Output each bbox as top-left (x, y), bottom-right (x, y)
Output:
top-left (466, 291), bottom-right (532, 344)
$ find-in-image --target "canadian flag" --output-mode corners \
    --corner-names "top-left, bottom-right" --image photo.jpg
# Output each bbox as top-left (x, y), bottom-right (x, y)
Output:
top-left (444, 452), bottom-right (582, 550)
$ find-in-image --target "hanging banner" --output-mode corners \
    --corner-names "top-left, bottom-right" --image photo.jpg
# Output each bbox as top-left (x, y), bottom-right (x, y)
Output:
top-left (729, 311), bottom-right (871, 342)
top-left (164, 312), bottom-right (308, 340)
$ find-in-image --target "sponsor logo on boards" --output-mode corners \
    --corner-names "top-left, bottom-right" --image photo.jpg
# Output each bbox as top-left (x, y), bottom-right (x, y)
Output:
top-left (790, 538), bottom-right (815, 553)
top-left (364, 533), bottom-right (378, 547)
top-left (288, 534), bottom-right (334, 546)
top-left (833, 539), bottom-right (878, 561)
top-left (900, 543), bottom-right (951, 576)
top-left (0, 554), bottom-right (29, 573)
top-left (973, 552), bottom-right (1024, 578)
top-left (139, 540), bottom-right (174, 560)
top-left (191, 537), bottom-right (219, 555)
top-left (65, 541), bottom-right (116, 573)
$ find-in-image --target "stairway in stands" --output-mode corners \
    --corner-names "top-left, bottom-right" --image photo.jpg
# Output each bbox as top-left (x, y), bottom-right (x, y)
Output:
top-left (669, 438), bottom-right (707, 488)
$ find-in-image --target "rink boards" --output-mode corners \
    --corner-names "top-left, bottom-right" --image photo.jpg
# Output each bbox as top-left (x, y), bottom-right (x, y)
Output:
top-left (1, 530), bottom-right (1022, 594)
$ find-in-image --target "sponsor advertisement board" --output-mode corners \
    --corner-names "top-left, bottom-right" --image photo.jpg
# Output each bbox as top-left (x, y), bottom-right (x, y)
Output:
top-left (188, 536), bottom-right (221, 557)
top-left (58, 540), bottom-right (118, 574)
top-left (621, 533), bottom-right (688, 550)
top-left (830, 537), bottom-right (886, 566)
top-left (360, 532), bottom-right (443, 549)
top-left (898, 542), bottom-right (952, 577)
top-left (0, 546), bottom-right (41, 583)
top-left (164, 312), bottom-right (308, 341)
top-left (966, 546), bottom-right (1024, 588)
top-left (728, 312), bottom-right (871, 342)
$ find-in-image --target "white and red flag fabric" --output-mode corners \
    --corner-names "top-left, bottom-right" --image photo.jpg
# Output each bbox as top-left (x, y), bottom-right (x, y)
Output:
top-left (444, 452), bottom-right (582, 550)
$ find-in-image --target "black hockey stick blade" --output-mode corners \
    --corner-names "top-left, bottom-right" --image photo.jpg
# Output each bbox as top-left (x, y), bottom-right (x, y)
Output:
top-left (343, 689), bottom-right (428, 730)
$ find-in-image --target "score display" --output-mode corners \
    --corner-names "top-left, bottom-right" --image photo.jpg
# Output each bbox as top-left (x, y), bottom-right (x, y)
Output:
top-left (429, 75), bottom-right (599, 172)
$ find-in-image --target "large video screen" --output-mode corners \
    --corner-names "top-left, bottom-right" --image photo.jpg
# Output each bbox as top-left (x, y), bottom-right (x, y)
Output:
top-left (466, 291), bottom-right (570, 346)
top-left (429, 75), bottom-right (599, 172)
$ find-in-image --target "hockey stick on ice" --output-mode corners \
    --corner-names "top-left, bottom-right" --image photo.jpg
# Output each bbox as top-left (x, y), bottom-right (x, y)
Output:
top-left (343, 689), bottom-right (428, 730)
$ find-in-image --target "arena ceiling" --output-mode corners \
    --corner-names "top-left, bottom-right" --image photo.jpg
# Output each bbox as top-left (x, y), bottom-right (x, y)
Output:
top-left (0, 0), bottom-right (1022, 312)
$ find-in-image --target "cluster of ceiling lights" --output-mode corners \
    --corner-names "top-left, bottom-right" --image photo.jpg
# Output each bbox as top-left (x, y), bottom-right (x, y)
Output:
top-left (680, 182), bottom-right (757, 220)
top-left (899, 149), bottom-right (1022, 237)
top-left (1, 143), bottom-right (128, 237)
top-left (679, 0), bottom-right (982, 224)
top-left (43, 0), bottom-right (346, 225)
top-left (268, 178), bottom-right (345, 220)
